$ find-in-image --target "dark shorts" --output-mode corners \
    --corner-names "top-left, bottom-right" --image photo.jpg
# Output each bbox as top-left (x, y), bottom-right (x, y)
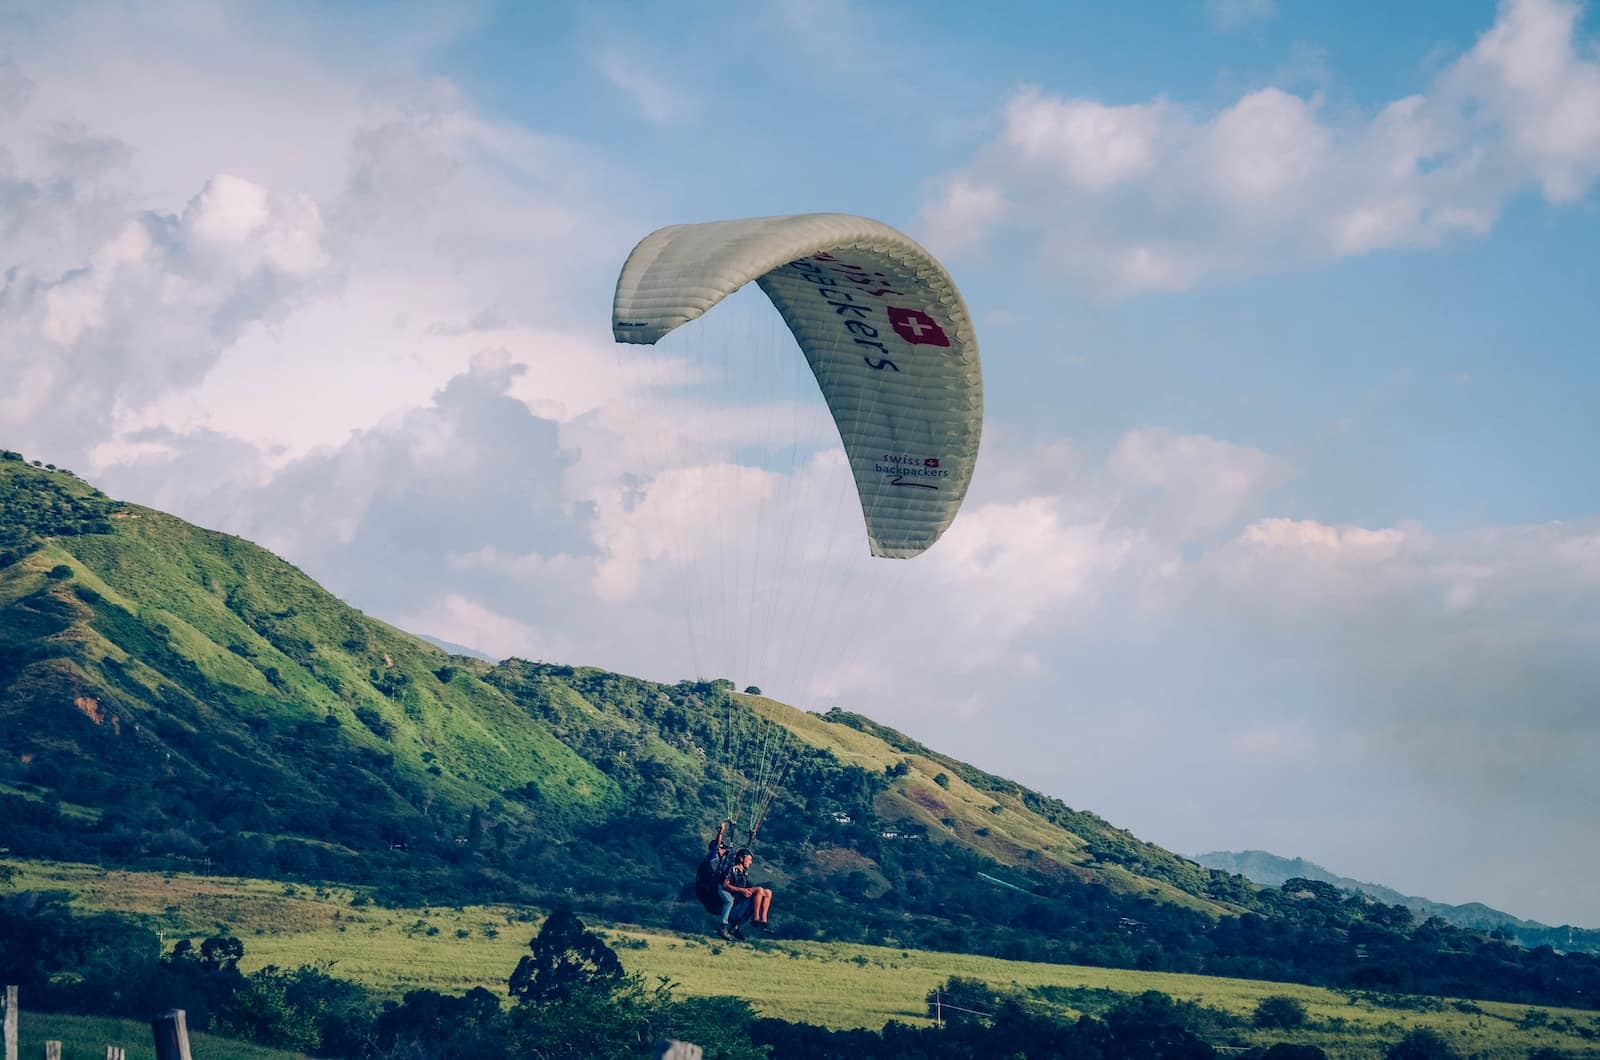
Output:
top-left (728, 897), bottom-right (756, 925)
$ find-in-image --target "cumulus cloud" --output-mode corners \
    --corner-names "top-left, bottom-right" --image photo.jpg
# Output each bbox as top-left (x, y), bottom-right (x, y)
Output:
top-left (1, 5), bottom-right (630, 476)
top-left (0, 172), bottom-right (334, 459)
top-left (787, 429), bottom-right (1292, 688)
top-left (1441, 0), bottom-right (1600, 202)
top-left (923, 0), bottom-right (1600, 295)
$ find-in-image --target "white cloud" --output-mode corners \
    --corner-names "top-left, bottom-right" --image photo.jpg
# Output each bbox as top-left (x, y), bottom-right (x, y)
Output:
top-left (0, 5), bottom-right (630, 474)
top-left (592, 46), bottom-right (693, 125)
top-left (394, 593), bottom-right (567, 664)
top-left (1205, 89), bottom-right (1330, 208)
top-left (1209, 0), bottom-right (1278, 30)
top-left (1, 172), bottom-right (335, 461)
top-left (923, 0), bottom-right (1600, 295)
top-left (1004, 91), bottom-right (1167, 190)
top-left (921, 178), bottom-right (1008, 258)
top-left (1107, 429), bottom-right (1291, 538)
top-left (1443, 0), bottom-right (1600, 202)
top-left (928, 496), bottom-right (1133, 638)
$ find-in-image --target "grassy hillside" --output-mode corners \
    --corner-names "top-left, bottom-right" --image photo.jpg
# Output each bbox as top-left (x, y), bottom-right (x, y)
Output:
top-left (767, 700), bottom-right (1236, 914)
top-left (1, 454), bottom-right (610, 806)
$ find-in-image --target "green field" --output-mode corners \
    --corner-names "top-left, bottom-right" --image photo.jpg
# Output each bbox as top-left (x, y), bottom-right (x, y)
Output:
top-left (10, 1011), bottom-right (303, 1060)
top-left (8, 858), bottom-right (1600, 1058)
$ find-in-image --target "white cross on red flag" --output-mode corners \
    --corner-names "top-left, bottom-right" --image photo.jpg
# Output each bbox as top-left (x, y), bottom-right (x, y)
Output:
top-left (886, 306), bottom-right (950, 347)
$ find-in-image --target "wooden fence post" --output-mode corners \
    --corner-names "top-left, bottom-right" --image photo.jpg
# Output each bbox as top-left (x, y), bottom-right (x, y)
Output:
top-left (42, 1043), bottom-right (60, 1060)
top-left (106, 1048), bottom-right (127, 1060)
top-left (150, 1009), bottom-right (192, 1060)
top-left (4, 985), bottom-right (17, 1060)
top-left (655, 1042), bottom-right (702, 1060)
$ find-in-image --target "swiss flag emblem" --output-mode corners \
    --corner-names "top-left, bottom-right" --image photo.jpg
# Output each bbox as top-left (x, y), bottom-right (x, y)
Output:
top-left (887, 307), bottom-right (950, 347)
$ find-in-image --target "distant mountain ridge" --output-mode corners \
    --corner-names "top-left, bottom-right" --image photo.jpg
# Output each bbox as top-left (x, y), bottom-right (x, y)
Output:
top-left (1194, 850), bottom-right (1600, 955)
top-left (417, 633), bottom-right (496, 662)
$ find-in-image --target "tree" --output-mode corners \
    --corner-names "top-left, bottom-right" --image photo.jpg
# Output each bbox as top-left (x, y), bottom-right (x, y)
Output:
top-left (376, 986), bottom-right (504, 1057)
top-left (508, 909), bottom-right (625, 1003)
top-left (1385, 1028), bottom-right (1461, 1059)
top-left (933, 772), bottom-right (950, 789)
top-left (1253, 995), bottom-right (1308, 1029)
top-left (927, 976), bottom-right (1000, 1027)
top-left (200, 935), bottom-right (245, 973)
top-left (502, 977), bottom-right (665, 1060)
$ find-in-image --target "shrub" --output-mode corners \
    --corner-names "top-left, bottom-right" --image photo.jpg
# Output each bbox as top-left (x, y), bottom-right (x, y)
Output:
top-left (354, 707), bottom-right (395, 740)
top-left (1254, 995), bottom-right (1309, 1029)
top-left (213, 970), bottom-right (322, 1052)
top-left (928, 976), bottom-right (1001, 1026)
top-left (1385, 1028), bottom-right (1461, 1059)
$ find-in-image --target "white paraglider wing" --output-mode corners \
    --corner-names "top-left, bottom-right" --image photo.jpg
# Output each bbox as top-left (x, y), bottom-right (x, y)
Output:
top-left (613, 213), bottom-right (982, 558)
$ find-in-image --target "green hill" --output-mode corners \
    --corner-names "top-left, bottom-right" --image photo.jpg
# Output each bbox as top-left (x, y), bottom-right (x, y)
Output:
top-left (0, 450), bottom-right (617, 852)
top-left (0, 451), bottom-right (1227, 913)
top-left (5, 451), bottom-right (1600, 1010)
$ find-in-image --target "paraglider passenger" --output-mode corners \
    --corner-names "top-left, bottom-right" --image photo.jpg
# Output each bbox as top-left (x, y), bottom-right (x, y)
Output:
top-left (720, 847), bottom-right (773, 938)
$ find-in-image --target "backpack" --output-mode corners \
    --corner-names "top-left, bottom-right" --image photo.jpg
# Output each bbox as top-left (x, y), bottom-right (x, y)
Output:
top-left (694, 853), bottom-right (726, 914)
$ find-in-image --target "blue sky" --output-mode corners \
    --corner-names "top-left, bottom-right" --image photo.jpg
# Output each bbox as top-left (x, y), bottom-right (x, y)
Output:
top-left (2, 0), bottom-right (1598, 926)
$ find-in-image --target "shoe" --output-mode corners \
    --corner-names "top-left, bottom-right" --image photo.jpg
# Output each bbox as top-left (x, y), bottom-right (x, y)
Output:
top-left (716, 926), bottom-right (733, 941)
top-left (755, 920), bottom-right (769, 931)
top-left (730, 926), bottom-right (746, 940)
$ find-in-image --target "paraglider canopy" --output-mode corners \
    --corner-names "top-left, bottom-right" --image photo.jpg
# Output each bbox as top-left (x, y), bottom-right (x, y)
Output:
top-left (612, 213), bottom-right (983, 559)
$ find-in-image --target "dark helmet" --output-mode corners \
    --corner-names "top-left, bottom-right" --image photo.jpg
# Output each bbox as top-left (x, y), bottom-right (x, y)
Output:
top-left (734, 847), bottom-right (753, 861)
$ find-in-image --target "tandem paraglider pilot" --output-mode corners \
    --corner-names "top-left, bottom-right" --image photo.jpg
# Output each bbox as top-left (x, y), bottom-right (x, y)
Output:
top-left (695, 819), bottom-right (737, 933)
